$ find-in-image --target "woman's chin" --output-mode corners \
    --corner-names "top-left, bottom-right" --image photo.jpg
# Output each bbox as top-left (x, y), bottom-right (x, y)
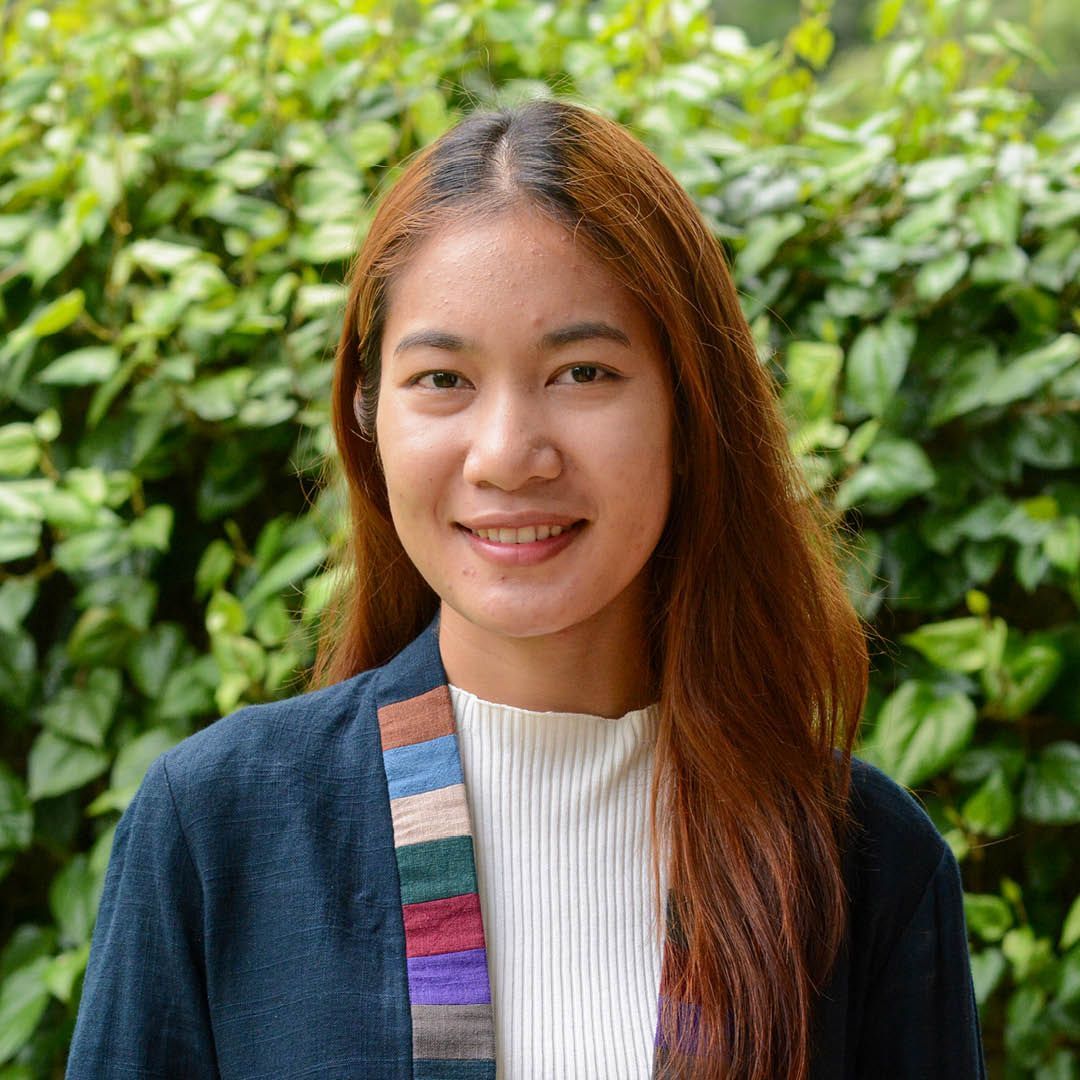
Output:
top-left (441, 597), bottom-right (598, 644)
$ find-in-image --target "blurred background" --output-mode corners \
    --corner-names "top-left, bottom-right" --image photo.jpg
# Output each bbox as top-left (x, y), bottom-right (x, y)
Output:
top-left (1, 0), bottom-right (1078, 1074)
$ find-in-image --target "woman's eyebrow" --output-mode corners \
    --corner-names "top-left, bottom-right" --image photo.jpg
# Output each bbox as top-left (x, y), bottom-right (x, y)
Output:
top-left (393, 329), bottom-right (467, 356)
top-left (393, 321), bottom-right (632, 357)
top-left (540, 321), bottom-right (631, 350)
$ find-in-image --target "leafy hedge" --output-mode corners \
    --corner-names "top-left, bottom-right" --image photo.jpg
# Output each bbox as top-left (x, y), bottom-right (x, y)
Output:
top-left (1, 0), bottom-right (1078, 1074)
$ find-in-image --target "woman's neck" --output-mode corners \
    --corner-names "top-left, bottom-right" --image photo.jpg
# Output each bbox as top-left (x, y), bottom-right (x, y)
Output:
top-left (437, 599), bottom-right (655, 719)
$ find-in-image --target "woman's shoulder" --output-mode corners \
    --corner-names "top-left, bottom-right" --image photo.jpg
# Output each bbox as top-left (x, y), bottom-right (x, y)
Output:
top-left (847, 755), bottom-right (950, 872)
top-left (157, 665), bottom-right (383, 795)
top-left (842, 755), bottom-right (962, 959)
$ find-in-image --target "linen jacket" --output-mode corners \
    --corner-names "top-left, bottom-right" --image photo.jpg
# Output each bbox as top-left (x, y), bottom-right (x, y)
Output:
top-left (67, 619), bottom-right (988, 1079)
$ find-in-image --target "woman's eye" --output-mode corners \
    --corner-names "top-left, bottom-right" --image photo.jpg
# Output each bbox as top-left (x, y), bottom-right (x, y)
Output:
top-left (415, 371), bottom-right (462, 389)
top-left (555, 365), bottom-right (608, 384)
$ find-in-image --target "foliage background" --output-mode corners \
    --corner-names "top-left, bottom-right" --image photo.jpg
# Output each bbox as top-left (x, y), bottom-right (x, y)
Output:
top-left (1, 0), bottom-right (1078, 1074)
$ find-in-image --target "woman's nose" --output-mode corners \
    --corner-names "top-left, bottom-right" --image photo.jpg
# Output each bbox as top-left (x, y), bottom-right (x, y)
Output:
top-left (461, 390), bottom-right (562, 491)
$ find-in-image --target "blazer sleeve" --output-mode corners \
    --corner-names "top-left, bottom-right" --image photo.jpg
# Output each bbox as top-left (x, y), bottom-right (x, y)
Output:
top-left (66, 755), bottom-right (220, 1079)
top-left (855, 843), bottom-right (988, 1078)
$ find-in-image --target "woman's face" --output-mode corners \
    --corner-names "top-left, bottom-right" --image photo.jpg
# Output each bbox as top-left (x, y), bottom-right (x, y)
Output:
top-left (374, 206), bottom-right (675, 646)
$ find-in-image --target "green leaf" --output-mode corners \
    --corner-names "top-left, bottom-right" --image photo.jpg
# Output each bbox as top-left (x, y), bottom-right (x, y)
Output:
top-left (195, 539), bottom-right (235, 599)
top-left (42, 944), bottom-right (89, 1004)
top-left (237, 396), bottom-right (298, 428)
top-left (914, 251), bottom-right (969, 302)
top-left (39, 669), bottom-right (120, 748)
top-left (844, 318), bottom-right (915, 419)
top-left (0, 957), bottom-right (51, 1064)
top-left (971, 245), bottom-right (1029, 286)
top-left (1054, 954), bottom-right (1080, 1010)
top-left (111, 728), bottom-right (179, 796)
top-left (90, 728), bottom-right (182, 815)
top-left (0, 426), bottom-right (40, 479)
top-left (127, 239), bottom-right (204, 273)
top-left (834, 435), bottom-right (936, 513)
top-left (787, 15), bottom-right (834, 69)
top-left (158, 655), bottom-right (218, 722)
top-left (1061, 895), bottom-right (1080, 951)
top-left (901, 616), bottom-right (1004, 673)
top-left (127, 623), bottom-right (186, 697)
top-left (206, 590), bottom-right (248, 637)
top-left (965, 893), bottom-right (1014, 942)
top-left (981, 334), bottom-right (1080, 409)
top-left (0, 631), bottom-right (36, 712)
top-left (969, 947), bottom-right (1006, 1007)
top-left (253, 596), bottom-right (292, 646)
top-left (1004, 982), bottom-right (1046, 1064)
top-left (0, 1061), bottom-right (37, 1079)
top-left (320, 14), bottom-right (373, 53)
top-left (1002, 925), bottom-right (1054, 982)
top-left (0, 214), bottom-right (35, 248)
top-left (1015, 544), bottom-right (1050, 593)
top-left (962, 769), bottom-right (1015, 838)
top-left (52, 526), bottom-right (131, 574)
top-left (0, 926), bottom-right (54, 983)
top-left (292, 221), bottom-right (361, 264)
top-left (211, 634), bottom-right (265, 684)
top-left (24, 225), bottom-right (82, 291)
top-left (1013, 414), bottom-right (1080, 469)
top-left (48, 855), bottom-right (99, 947)
top-left (1044, 517), bottom-right (1080, 574)
top-left (927, 345), bottom-right (999, 426)
top-left (0, 766), bottom-right (32, 853)
top-left (129, 505), bottom-right (173, 551)
top-left (736, 213), bottom-right (804, 279)
top-left (0, 522), bottom-right (41, 563)
top-left (0, 579), bottom-right (36, 634)
top-left (29, 290), bottom-right (85, 338)
top-left (38, 346), bottom-right (120, 386)
top-left (989, 642), bottom-right (1063, 719)
top-left (0, 483), bottom-right (46, 524)
top-left (862, 680), bottom-right (978, 786)
top-left (26, 732), bottom-right (109, 801)
top-left (841, 419), bottom-right (881, 468)
top-left (66, 607), bottom-right (137, 667)
top-left (346, 121), bottom-right (397, 168)
top-left (302, 569), bottom-right (344, 625)
top-left (1021, 742), bottom-right (1080, 825)
top-left (215, 149), bottom-right (277, 190)
top-left (969, 184), bottom-right (1021, 245)
top-left (993, 18), bottom-right (1054, 69)
top-left (874, 0), bottom-right (905, 39)
top-left (181, 369), bottom-right (254, 422)
top-left (409, 89), bottom-right (451, 143)
top-left (243, 539), bottom-right (328, 610)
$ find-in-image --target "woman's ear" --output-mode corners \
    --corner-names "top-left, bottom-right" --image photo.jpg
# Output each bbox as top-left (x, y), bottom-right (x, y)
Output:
top-left (353, 383), bottom-right (366, 430)
top-left (353, 382), bottom-right (375, 439)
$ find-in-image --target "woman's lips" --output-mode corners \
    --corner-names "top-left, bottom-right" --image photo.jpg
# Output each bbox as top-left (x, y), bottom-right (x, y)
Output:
top-left (456, 521), bottom-right (585, 566)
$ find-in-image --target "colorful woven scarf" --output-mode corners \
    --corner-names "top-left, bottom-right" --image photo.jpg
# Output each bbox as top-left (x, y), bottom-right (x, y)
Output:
top-left (375, 621), bottom-right (690, 1077)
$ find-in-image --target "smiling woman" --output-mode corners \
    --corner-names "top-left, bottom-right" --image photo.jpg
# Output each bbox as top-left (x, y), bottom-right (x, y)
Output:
top-left (66, 100), bottom-right (986, 1080)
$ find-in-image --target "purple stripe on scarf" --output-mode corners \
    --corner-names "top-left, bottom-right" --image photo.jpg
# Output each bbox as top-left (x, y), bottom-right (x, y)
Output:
top-left (407, 947), bottom-right (492, 1006)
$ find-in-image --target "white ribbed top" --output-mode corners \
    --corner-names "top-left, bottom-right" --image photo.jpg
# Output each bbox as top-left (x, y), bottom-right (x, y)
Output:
top-left (449, 683), bottom-right (663, 1080)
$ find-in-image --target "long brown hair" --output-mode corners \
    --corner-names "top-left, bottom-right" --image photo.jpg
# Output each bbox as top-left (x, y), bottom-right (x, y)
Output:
top-left (314, 99), bottom-right (867, 1079)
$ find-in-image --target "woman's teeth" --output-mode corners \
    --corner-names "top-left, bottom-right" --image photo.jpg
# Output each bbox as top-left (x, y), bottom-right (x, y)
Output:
top-left (469, 524), bottom-right (569, 544)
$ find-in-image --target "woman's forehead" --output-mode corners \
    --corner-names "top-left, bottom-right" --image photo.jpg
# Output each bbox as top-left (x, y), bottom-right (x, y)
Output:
top-left (381, 208), bottom-right (654, 343)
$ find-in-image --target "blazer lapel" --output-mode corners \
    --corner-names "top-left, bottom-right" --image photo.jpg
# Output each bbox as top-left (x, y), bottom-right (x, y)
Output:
top-left (375, 615), bottom-right (689, 1078)
top-left (375, 615), bottom-right (496, 1079)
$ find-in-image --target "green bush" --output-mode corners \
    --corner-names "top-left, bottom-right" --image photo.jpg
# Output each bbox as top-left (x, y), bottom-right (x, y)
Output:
top-left (1, 0), bottom-right (1077, 1074)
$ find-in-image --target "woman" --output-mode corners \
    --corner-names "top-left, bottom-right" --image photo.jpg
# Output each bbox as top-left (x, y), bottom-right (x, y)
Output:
top-left (67, 100), bottom-right (986, 1079)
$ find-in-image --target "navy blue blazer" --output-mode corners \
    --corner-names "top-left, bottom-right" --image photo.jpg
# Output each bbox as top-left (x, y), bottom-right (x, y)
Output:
top-left (67, 620), bottom-right (987, 1078)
